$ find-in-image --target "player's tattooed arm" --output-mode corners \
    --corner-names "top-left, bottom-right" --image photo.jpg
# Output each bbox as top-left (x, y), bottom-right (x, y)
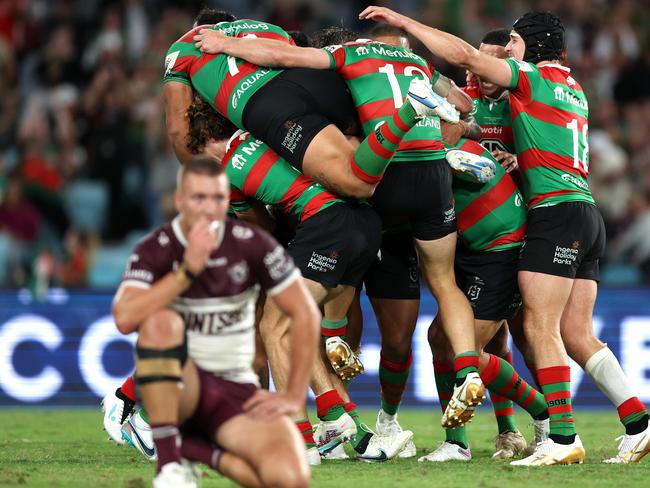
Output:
top-left (462, 115), bottom-right (482, 140)
top-left (360, 6), bottom-right (513, 88)
top-left (194, 30), bottom-right (330, 69)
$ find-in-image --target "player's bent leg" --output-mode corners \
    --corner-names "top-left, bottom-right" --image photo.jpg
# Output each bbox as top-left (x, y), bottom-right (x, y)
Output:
top-left (216, 412), bottom-right (310, 488)
top-left (180, 436), bottom-right (263, 488)
top-left (474, 320), bottom-right (527, 459)
top-left (561, 278), bottom-right (650, 463)
top-left (136, 310), bottom-right (186, 471)
top-left (302, 125), bottom-right (376, 199)
top-left (417, 233), bottom-right (484, 427)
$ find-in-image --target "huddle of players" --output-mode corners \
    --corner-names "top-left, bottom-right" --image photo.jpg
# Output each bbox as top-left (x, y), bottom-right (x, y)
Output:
top-left (105, 5), bottom-right (650, 487)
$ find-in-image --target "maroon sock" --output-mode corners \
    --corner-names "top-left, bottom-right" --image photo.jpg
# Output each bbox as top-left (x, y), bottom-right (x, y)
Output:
top-left (180, 436), bottom-right (222, 471)
top-left (151, 424), bottom-right (181, 473)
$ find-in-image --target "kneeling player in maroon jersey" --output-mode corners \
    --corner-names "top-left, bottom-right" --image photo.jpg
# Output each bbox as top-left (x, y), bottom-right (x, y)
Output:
top-left (112, 158), bottom-right (319, 487)
top-left (360, 5), bottom-right (650, 466)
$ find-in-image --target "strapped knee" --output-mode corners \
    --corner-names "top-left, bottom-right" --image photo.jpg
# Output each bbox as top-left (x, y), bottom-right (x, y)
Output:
top-left (135, 342), bottom-right (187, 386)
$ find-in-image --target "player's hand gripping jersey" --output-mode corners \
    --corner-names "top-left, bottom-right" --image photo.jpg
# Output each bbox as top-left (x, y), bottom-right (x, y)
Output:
top-left (164, 20), bottom-right (293, 128)
top-left (451, 139), bottom-right (527, 252)
top-left (119, 219), bottom-right (299, 385)
top-left (505, 59), bottom-right (595, 209)
top-left (463, 85), bottom-right (514, 154)
top-left (324, 40), bottom-right (446, 162)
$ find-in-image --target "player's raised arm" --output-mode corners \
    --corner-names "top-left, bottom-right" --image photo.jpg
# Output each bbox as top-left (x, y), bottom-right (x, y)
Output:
top-left (359, 6), bottom-right (513, 88)
top-left (193, 29), bottom-right (331, 69)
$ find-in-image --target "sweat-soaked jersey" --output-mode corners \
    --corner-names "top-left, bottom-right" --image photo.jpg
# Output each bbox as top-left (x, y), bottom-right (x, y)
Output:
top-left (505, 59), bottom-right (595, 209)
top-left (224, 130), bottom-right (343, 221)
top-left (117, 218), bottom-right (299, 384)
top-left (463, 85), bottom-right (514, 154)
top-left (324, 40), bottom-right (446, 162)
top-left (163, 20), bottom-right (292, 128)
top-left (452, 139), bottom-right (527, 252)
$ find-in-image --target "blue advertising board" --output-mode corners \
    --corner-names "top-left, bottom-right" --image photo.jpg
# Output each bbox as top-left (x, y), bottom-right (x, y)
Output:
top-left (1, 288), bottom-right (650, 408)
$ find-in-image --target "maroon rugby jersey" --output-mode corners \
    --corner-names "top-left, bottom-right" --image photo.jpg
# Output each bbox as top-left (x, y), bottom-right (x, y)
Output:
top-left (118, 217), bottom-right (300, 384)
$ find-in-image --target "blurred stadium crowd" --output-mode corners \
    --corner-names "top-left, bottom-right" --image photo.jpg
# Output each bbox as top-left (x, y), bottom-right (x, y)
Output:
top-left (1, 0), bottom-right (650, 290)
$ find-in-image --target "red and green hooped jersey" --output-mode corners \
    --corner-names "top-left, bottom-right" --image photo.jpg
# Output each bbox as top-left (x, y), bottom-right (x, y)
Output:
top-left (505, 59), bottom-right (595, 209)
top-left (463, 85), bottom-right (514, 154)
top-left (452, 139), bottom-right (527, 252)
top-left (324, 40), bottom-right (445, 162)
top-left (163, 20), bottom-right (292, 129)
top-left (224, 131), bottom-right (342, 221)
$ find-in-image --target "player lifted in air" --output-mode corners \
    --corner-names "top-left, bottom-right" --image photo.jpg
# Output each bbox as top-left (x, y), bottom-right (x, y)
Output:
top-left (164, 10), bottom-right (457, 201)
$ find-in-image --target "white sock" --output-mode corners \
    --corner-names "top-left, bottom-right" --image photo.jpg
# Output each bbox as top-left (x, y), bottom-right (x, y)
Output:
top-left (584, 346), bottom-right (633, 408)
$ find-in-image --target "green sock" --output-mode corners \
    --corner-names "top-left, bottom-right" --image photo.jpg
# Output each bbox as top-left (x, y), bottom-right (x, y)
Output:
top-left (489, 351), bottom-right (518, 434)
top-left (481, 353), bottom-right (547, 420)
top-left (350, 101), bottom-right (418, 183)
top-left (321, 317), bottom-right (348, 339)
top-left (537, 366), bottom-right (576, 440)
top-left (434, 360), bottom-right (469, 448)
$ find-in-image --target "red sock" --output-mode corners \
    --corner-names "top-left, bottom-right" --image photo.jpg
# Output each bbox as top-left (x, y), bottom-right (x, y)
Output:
top-left (295, 419), bottom-right (316, 447)
top-left (315, 390), bottom-right (345, 419)
top-left (120, 376), bottom-right (136, 402)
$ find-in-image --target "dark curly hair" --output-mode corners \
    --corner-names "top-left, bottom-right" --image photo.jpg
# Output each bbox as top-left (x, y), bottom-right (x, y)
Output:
top-left (186, 95), bottom-right (237, 155)
top-left (312, 26), bottom-right (357, 48)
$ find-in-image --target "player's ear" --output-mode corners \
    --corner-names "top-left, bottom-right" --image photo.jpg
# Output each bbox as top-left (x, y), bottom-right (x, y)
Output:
top-left (174, 188), bottom-right (183, 213)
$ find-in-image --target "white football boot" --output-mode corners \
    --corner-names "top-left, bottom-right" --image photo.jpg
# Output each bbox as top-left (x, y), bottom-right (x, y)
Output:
top-left (603, 423), bottom-right (650, 464)
top-left (445, 149), bottom-right (497, 183)
top-left (375, 410), bottom-right (416, 458)
top-left (102, 388), bottom-right (135, 444)
top-left (315, 413), bottom-right (357, 456)
top-left (121, 408), bottom-right (157, 461)
top-left (511, 435), bottom-right (585, 466)
top-left (314, 423), bottom-right (350, 460)
top-left (441, 372), bottom-right (486, 428)
top-left (418, 442), bottom-right (472, 462)
top-left (153, 462), bottom-right (197, 488)
top-left (407, 77), bottom-right (460, 123)
top-left (492, 431), bottom-right (527, 459)
top-left (356, 430), bottom-right (413, 463)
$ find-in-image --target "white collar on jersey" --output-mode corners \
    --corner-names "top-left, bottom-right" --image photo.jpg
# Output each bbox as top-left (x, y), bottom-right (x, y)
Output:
top-left (225, 129), bottom-right (248, 153)
top-left (537, 62), bottom-right (571, 72)
top-left (172, 215), bottom-right (226, 250)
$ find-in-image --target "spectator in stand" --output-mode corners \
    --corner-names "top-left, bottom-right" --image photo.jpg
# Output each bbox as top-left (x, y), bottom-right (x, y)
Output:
top-left (0, 172), bottom-right (40, 286)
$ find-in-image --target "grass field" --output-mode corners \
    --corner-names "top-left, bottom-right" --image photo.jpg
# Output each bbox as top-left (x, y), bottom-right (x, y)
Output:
top-left (0, 408), bottom-right (648, 487)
